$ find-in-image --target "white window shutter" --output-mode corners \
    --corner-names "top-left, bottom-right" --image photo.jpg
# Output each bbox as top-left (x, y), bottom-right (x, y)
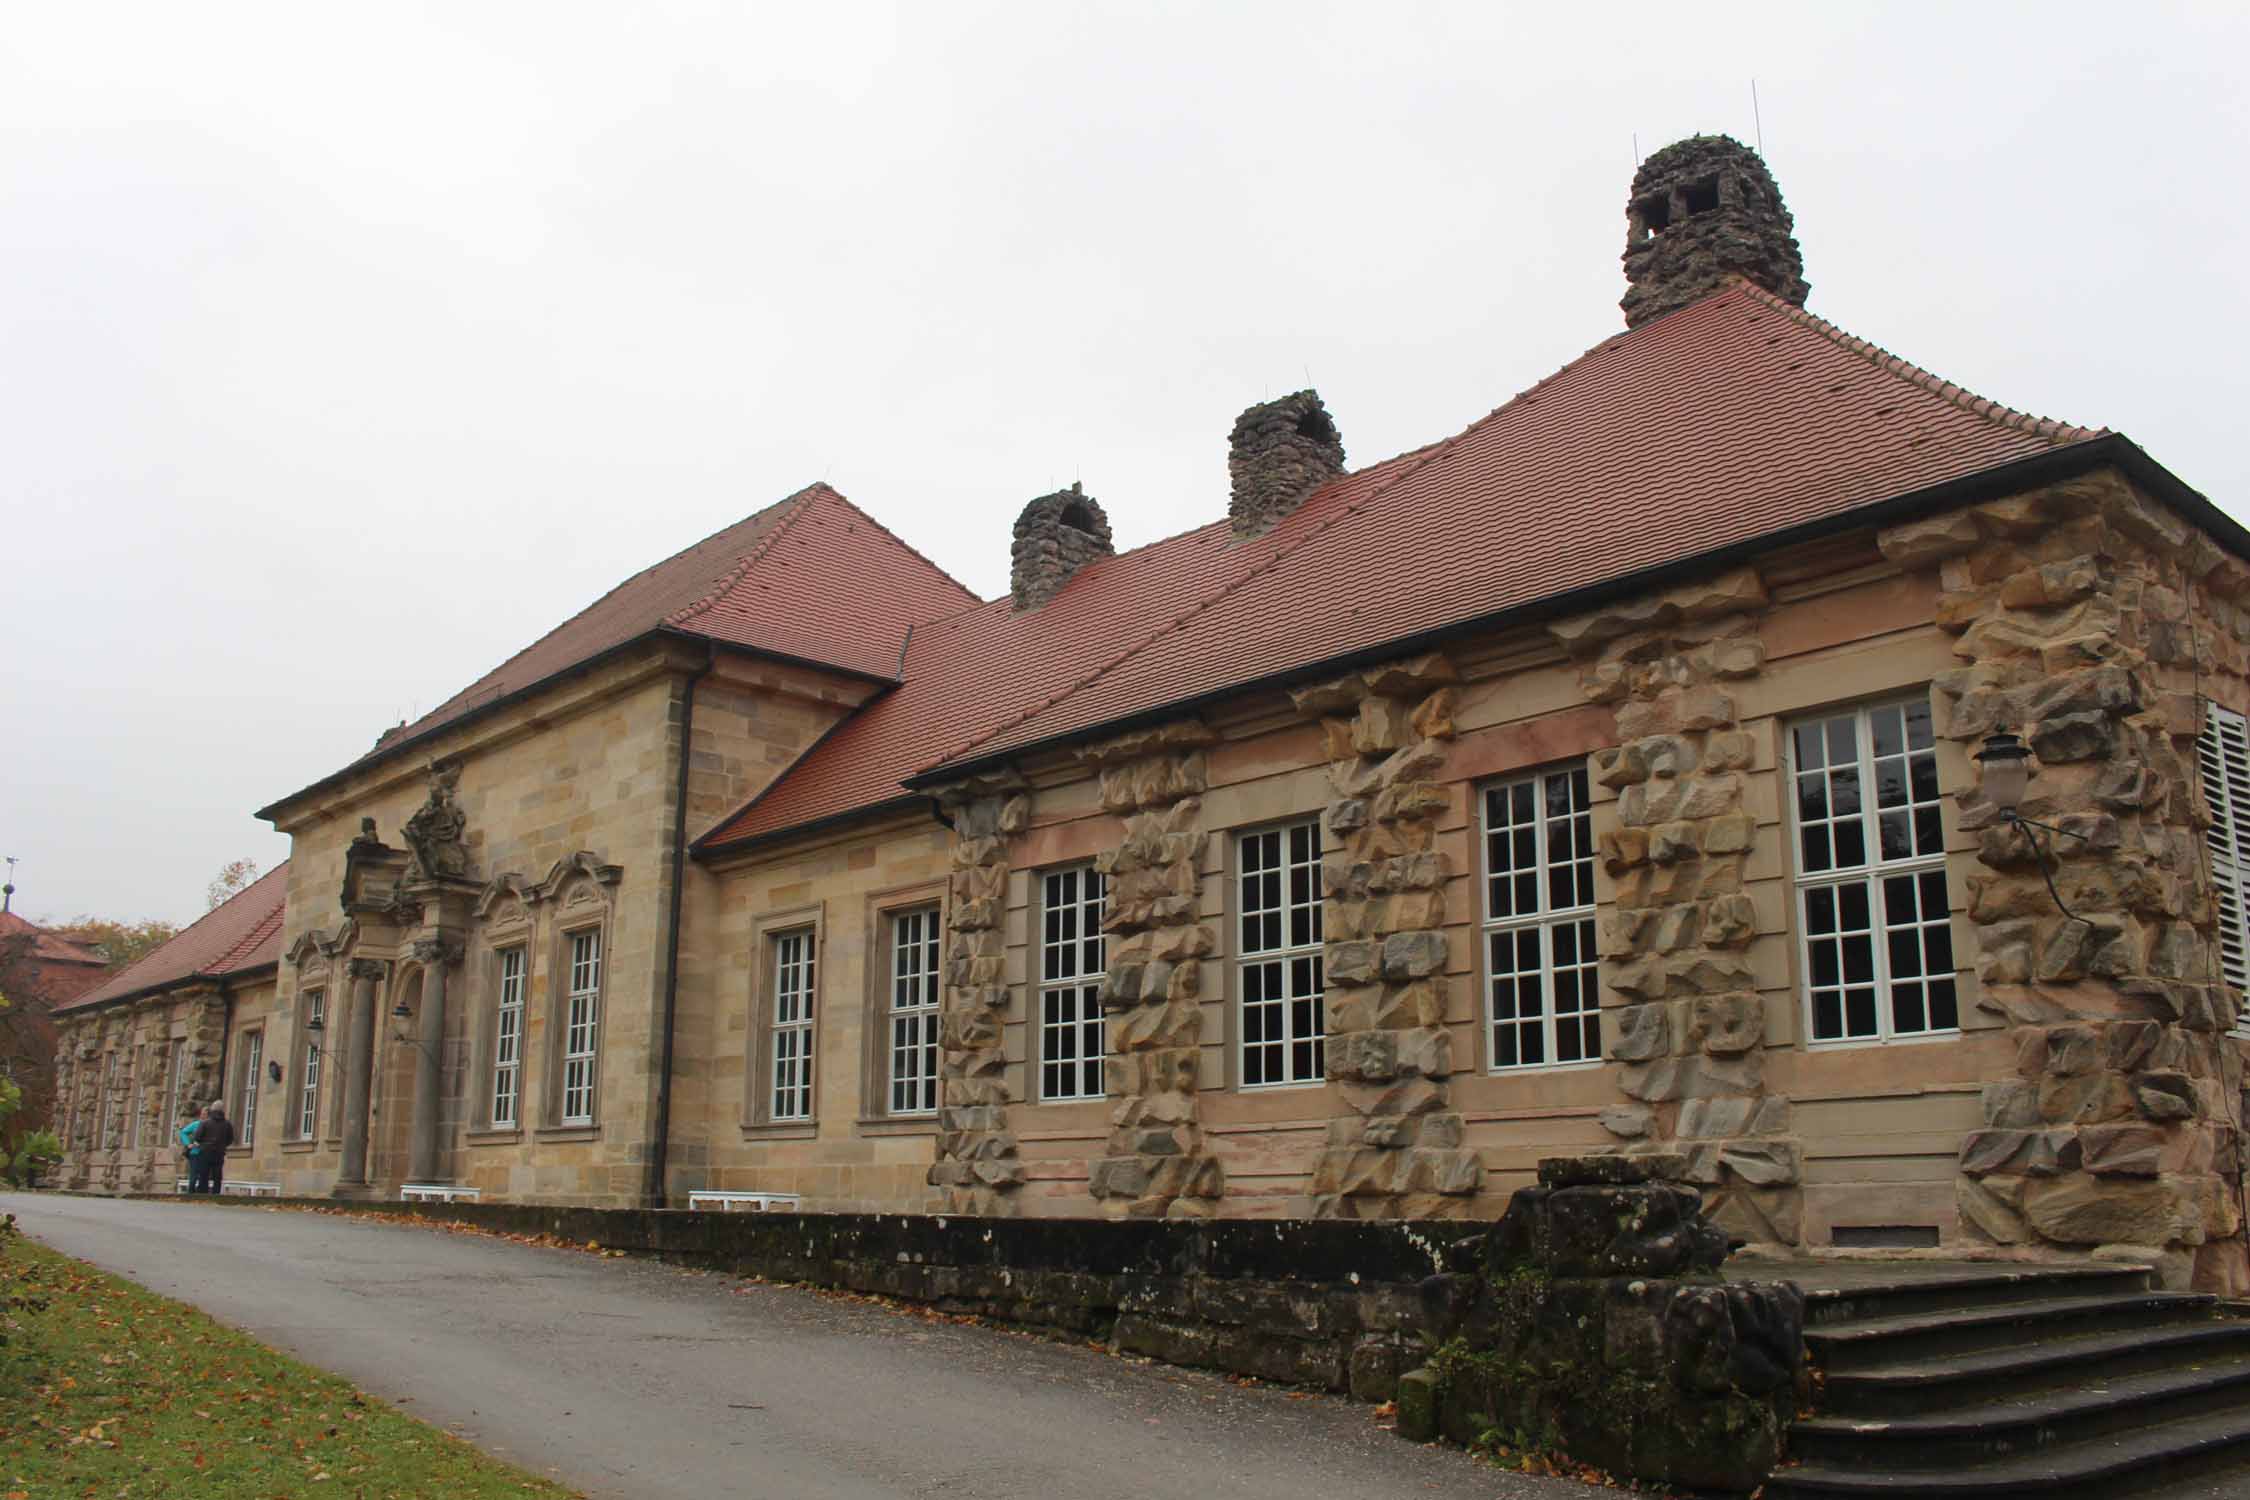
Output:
top-left (2198, 703), bottom-right (2250, 1034)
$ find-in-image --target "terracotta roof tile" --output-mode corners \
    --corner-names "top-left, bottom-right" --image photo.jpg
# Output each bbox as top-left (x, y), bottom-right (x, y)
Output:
top-left (58, 864), bottom-right (291, 1013)
top-left (266, 485), bottom-right (979, 812)
top-left (699, 282), bottom-right (2104, 850)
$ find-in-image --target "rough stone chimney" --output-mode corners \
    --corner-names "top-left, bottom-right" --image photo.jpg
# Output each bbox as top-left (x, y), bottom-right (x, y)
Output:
top-left (1010, 484), bottom-right (1113, 610)
top-left (1621, 135), bottom-right (1808, 329)
top-left (1228, 390), bottom-right (1345, 538)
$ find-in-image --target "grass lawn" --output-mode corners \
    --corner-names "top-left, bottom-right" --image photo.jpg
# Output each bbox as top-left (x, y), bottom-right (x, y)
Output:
top-left (0, 1225), bottom-right (581, 1499)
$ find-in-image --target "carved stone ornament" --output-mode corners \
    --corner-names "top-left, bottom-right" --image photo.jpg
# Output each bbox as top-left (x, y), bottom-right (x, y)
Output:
top-left (402, 762), bottom-right (472, 882)
top-left (346, 958), bottom-right (388, 982)
top-left (408, 937), bottom-right (461, 967)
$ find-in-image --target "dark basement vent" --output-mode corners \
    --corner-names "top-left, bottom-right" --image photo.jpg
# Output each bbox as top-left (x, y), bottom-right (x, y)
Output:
top-left (1833, 1224), bottom-right (1941, 1250)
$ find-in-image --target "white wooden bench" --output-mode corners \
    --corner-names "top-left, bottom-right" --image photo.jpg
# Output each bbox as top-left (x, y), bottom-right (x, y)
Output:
top-left (687, 1190), bottom-right (800, 1213)
top-left (176, 1179), bottom-right (280, 1197)
top-left (399, 1183), bottom-right (482, 1204)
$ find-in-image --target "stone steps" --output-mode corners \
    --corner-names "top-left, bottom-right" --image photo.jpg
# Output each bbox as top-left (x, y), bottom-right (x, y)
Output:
top-left (1765, 1264), bottom-right (2250, 1499)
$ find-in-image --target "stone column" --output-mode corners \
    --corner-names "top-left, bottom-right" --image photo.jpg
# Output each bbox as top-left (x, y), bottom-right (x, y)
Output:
top-left (927, 776), bottom-right (1031, 1213)
top-left (337, 958), bottom-right (385, 1189)
top-left (1081, 722), bottom-right (1226, 1218)
top-left (1880, 472), bottom-right (2250, 1293)
top-left (407, 939), bottom-right (456, 1184)
top-left (1290, 653), bottom-right (1482, 1218)
top-left (1553, 566), bottom-right (1804, 1248)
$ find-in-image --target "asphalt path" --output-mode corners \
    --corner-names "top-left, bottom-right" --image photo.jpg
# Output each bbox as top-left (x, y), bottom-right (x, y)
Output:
top-left (5, 1193), bottom-right (1594, 1500)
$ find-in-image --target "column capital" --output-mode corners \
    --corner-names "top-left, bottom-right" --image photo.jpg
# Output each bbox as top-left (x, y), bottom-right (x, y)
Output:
top-left (408, 937), bottom-right (462, 967)
top-left (346, 958), bottom-right (388, 982)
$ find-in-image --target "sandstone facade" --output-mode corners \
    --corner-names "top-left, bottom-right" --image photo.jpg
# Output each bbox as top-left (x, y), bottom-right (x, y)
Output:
top-left (57, 464), bottom-right (2250, 1296)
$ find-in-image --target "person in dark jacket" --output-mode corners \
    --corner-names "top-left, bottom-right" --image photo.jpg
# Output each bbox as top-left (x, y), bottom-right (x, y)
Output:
top-left (187, 1104), bottom-right (236, 1194)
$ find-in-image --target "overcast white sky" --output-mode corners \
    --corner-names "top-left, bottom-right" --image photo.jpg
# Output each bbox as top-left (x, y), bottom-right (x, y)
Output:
top-left (4, 3), bottom-right (2246, 927)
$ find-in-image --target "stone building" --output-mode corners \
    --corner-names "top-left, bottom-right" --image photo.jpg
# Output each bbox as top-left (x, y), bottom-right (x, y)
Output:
top-left (47, 866), bottom-right (286, 1191)
top-left (51, 137), bottom-right (2250, 1290)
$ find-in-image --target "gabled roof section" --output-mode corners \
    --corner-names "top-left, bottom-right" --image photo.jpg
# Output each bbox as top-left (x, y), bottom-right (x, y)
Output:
top-left (699, 281), bottom-right (2109, 852)
top-left (264, 485), bottom-right (979, 816)
top-left (58, 863), bottom-right (291, 1014)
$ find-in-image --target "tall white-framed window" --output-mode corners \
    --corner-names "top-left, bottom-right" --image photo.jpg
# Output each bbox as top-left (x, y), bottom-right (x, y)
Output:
top-left (164, 1039), bottom-right (187, 1133)
top-left (769, 930), bottom-right (817, 1121)
top-left (236, 1030), bottom-right (262, 1146)
top-left (560, 931), bottom-right (602, 1125)
top-left (96, 1053), bottom-right (117, 1149)
top-left (1482, 766), bottom-right (1600, 1069)
top-left (1790, 697), bottom-right (1957, 1044)
top-left (491, 949), bottom-right (525, 1127)
top-left (1239, 820), bottom-right (1325, 1088)
top-left (2199, 703), bottom-right (2250, 1038)
top-left (1040, 866), bottom-right (1106, 1101)
top-left (887, 908), bottom-right (940, 1115)
top-left (296, 988), bottom-right (326, 1139)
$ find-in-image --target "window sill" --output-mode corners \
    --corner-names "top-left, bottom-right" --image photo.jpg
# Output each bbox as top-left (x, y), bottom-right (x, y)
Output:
top-left (465, 1127), bottom-right (524, 1146)
top-left (279, 1139), bottom-right (321, 1155)
top-left (1805, 1028), bottom-right (1962, 1051)
top-left (854, 1116), bottom-right (938, 1137)
top-left (739, 1121), bottom-right (819, 1141)
top-left (1486, 1059), bottom-right (1606, 1076)
top-left (534, 1124), bottom-right (603, 1143)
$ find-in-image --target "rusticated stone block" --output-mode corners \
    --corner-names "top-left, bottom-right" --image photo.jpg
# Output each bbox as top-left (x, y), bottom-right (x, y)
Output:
top-left (1687, 992), bottom-right (1763, 1055)
top-left (1959, 1128), bottom-right (2081, 1178)
top-left (1609, 1003), bottom-right (1671, 1062)
top-left (1380, 930), bottom-right (1447, 979)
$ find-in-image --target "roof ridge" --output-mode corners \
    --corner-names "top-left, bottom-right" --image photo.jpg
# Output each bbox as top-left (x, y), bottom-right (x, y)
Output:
top-left (378, 490), bottom-right (806, 742)
top-left (1727, 278), bottom-right (2106, 445)
top-left (807, 484), bottom-right (984, 609)
top-left (663, 486), bottom-right (821, 629)
top-left (912, 330), bottom-right (1645, 774)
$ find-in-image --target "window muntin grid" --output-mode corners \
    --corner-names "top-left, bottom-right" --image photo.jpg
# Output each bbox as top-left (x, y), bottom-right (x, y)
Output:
top-left (2199, 704), bottom-right (2250, 1037)
top-left (1481, 767), bottom-right (1600, 1069)
top-left (297, 988), bottom-right (325, 1139)
top-left (770, 930), bottom-right (817, 1121)
top-left (1238, 821), bottom-right (1325, 1088)
top-left (560, 931), bottom-right (601, 1124)
top-left (887, 908), bottom-right (941, 1115)
top-left (492, 950), bottom-right (525, 1127)
top-left (164, 1039), bottom-right (187, 1136)
top-left (1040, 866), bottom-right (1107, 1102)
top-left (1790, 699), bottom-right (1957, 1043)
top-left (237, 1030), bottom-right (262, 1146)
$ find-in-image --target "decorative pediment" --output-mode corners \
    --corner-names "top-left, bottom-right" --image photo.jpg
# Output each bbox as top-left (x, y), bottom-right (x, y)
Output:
top-left (286, 920), bottom-right (356, 970)
top-left (531, 851), bottom-right (622, 905)
top-left (475, 872), bottom-right (533, 926)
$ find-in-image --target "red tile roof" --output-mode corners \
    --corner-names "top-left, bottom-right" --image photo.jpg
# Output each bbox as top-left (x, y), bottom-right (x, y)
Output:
top-left (0, 910), bottom-right (109, 971)
top-left (699, 281), bottom-right (2105, 850)
top-left (58, 863), bottom-right (291, 1013)
top-left (263, 485), bottom-right (978, 814)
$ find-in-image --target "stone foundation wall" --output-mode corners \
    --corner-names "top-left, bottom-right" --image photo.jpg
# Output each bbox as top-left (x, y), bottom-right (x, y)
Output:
top-left (1396, 1156), bottom-right (1802, 1493)
top-left (1878, 469), bottom-right (2250, 1292)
